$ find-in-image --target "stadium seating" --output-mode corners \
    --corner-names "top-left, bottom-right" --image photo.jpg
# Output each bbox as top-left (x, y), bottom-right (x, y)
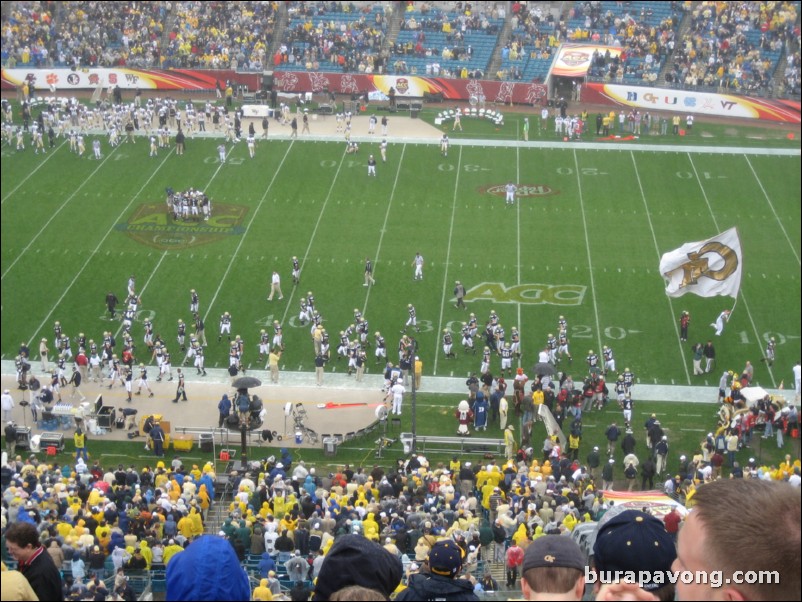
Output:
top-left (387, 8), bottom-right (503, 78)
top-left (565, 1), bottom-right (682, 84)
top-left (1, 0), bottom-right (798, 101)
top-left (664, 0), bottom-right (797, 94)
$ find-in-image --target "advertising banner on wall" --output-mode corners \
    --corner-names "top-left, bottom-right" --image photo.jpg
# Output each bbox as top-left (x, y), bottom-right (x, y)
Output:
top-left (584, 82), bottom-right (801, 123)
top-left (551, 44), bottom-right (623, 77)
top-left (2, 67), bottom-right (549, 105)
top-left (1, 67), bottom-right (258, 91)
top-left (272, 71), bottom-right (548, 105)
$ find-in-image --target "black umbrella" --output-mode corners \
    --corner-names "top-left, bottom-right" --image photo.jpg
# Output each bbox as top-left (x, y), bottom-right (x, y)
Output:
top-left (232, 375), bottom-right (262, 389)
top-left (533, 362), bottom-right (555, 376)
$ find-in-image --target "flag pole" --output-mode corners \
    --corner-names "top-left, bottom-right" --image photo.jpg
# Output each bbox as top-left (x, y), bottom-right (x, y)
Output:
top-left (729, 292), bottom-right (739, 318)
top-left (728, 227), bottom-right (742, 319)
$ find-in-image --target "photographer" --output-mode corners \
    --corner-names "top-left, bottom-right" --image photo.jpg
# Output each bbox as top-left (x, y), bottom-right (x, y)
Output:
top-left (5, 420), bottom-right (16, 454)
top-left (15, 354), bottom-right (30, 389)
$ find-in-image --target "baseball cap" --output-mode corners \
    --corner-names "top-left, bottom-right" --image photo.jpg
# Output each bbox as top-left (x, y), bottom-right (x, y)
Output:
top-left (593, 510), bottom-right (676, 591)
top-left (429, 540), bottom-right (463, 577)
top-left (522, 535), bottom-right (586, 572)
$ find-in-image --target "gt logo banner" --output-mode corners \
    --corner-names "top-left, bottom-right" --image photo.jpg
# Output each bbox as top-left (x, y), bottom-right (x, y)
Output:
top-left (462, 282), bottom-right (586, 306)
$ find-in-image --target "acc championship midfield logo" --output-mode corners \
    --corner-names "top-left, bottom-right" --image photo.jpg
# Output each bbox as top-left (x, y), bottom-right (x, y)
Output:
top-left (478, 184), bottom-right (560, 198)
top-left (117, 203), bottom-right (248, 250)
top-left (463, 282), bottom-right (586, 306)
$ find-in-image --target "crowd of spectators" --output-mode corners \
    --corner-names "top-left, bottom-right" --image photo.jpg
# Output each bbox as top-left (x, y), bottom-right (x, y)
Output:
top-left (568, 1), bottom-right (684, 84)
top-left (2, 1), bottom-right (801, 98)
top-left (389, 2), bottom-right (502, 78)
top-left (163, 1), bottom-right (278, 71)
top-left (780, 48), bottom-right (801, 95)
top-left (276, 1), bottom-right (387, 73)
top-left (666, 0), bottom-right (800, 93)
top-left (497, 3), bottom-right (560, 81)
top-left (1, 1), bottom-right (169, 69)
top-left (2, 370), bottom-right (800, 600)
top-left (1, 453), bottom-right (215, 600)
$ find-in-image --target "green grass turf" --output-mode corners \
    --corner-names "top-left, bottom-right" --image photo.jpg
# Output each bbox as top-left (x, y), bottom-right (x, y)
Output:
top-left (5, 398), bottom-right (797, 483)
top-left (2, 131), bottom-right (799, 389)
top-left (442, 110), bottom-right (801, 148)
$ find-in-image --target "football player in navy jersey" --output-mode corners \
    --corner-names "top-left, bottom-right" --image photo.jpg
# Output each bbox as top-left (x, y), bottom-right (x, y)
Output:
top-left (442, 329), bottom-right (455, 359)
top-left (602, 345), bottom-right (616, 375)
top-left (557, 330), bottom-right (572, 363)
top-left (402, 304), bottom-right (420, 333)
top-left (259, 329), bottom-right (270, 361)
top-left (586, 350), bottom-right (600, 375)
top-left (461, 322), bottom-right (475, 354)
top-left (299, 297), bottom-right (311, 325)
top-left (480, 347), bottom-right (491, 375)
top-left (219, 312), bottom-right (232, 342)
top-left (374, 331), bottom-right (386, 363)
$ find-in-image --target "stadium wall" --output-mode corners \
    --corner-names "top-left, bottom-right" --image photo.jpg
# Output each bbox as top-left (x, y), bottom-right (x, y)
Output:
top-left (3, 67), bottom-right (799, 123)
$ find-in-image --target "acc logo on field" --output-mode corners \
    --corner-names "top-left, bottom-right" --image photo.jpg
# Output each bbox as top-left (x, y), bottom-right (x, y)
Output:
top-left (462, 282), bottom-right (585, 306)
top-left (478, 184), bottom-right (560, 198)
top-left (117, 203), bottom-right (248, 250)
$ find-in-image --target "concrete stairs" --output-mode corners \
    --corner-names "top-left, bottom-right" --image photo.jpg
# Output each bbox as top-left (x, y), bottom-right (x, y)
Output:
top-left (486, 1), bottom-right (515, 79)
top-left (656, 3), bottom-right (695, 87)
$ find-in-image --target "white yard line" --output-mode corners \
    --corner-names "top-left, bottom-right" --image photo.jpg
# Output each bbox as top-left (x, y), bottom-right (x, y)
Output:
top-left (278, 145), bottom-right (349, 327)
top-left (27, 149), bottom-right (174, 344)
top-left (1, 139), bottom-right (69, 205)
top-left (362, 144), bottom-right (407, 315)
top-left (572, 149), bottom-right (604, 355)
top-left (433, 146), bottom-right (463, 375)
top-left (516, 145), bottom-right (522, 368)
top-left (630, 152), bottom-right (692, 384)
top-left (688, 153), bottom-right (776, 386)
top-left (743, 155), bottom-right (801, 266)
top-left (2, 144), bottom-right (121, 281)
top-left (205, 142), bottom-right (297, 325)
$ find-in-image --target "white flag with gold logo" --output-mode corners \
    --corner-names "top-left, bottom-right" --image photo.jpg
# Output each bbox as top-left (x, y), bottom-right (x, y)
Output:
top-left (660, 228), bottom-right (742, 298)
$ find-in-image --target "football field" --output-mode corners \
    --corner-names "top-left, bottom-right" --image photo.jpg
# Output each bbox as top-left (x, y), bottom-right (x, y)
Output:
top-left (2, 130), bottom-right (800, 389)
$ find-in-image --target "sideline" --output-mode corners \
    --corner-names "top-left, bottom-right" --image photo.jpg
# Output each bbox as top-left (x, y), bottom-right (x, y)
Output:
top-left (0, 360), bottom-right (783, 404)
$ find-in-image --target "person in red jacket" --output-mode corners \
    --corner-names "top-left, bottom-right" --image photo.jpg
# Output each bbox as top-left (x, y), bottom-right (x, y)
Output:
top-left (663, 506), bottom-right (682, 543)
top-left (505, 541), bottom-right (524, 587)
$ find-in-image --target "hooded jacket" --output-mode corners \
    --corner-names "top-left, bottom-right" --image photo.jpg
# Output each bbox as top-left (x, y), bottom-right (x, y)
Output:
top-left (395, 572), bottom-right (479, 601)
top-left (166, 535), bottom-right (249, 601)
